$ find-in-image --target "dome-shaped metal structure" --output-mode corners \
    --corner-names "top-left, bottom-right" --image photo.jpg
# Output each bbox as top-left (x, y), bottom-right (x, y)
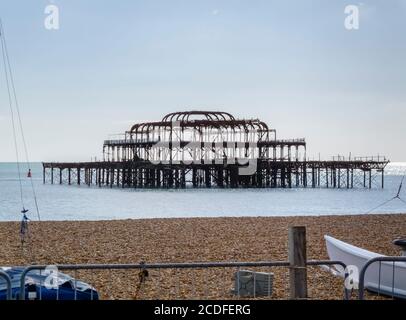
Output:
top-left (162, 111), bottom-right (235, 122)
top-left (129, 110), bottom-right (270, 136)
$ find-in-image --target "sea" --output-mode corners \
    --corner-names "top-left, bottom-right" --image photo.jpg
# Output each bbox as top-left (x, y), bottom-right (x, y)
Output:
top-left (0, 162), bottom-right (405, 221)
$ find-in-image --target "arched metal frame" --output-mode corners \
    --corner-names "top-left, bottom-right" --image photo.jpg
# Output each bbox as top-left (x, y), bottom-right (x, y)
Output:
top-left (103, 111), bottom-right (306, 164)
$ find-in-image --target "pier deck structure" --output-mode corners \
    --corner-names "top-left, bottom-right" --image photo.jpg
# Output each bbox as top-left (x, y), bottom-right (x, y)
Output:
top-left (43, 111), bottom-right (388, 189)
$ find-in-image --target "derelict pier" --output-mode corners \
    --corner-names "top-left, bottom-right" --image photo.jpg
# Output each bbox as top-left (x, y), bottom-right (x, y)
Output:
top-left (43, 111), bottom-right (388, 189)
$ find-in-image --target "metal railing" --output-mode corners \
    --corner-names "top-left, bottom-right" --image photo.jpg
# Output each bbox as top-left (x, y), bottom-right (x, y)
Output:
top-left (18, 260), bottom-right (349, 300)
top-left (0, 270), bottom-right (12, 300)
top-left (358, 256), bottom-right (406, 300)
top-left (332, 155), bottom-right (388, 162)
top-left (104, 138), bottom-right (158, 145)
top-left (273, 138), bottom-right (306, 143)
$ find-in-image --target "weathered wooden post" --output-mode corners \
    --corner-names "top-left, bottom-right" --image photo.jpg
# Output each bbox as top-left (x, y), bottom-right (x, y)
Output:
top-left (289, 226), bottom-right (308, 299)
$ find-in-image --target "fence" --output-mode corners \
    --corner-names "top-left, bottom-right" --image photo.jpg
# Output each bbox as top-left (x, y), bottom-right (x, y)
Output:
top-left (0, 270), bottom-right (12, 300)
top-left (6, 257), bottom-right (406, 300)
top-left (358, 256), bottom-right (406, 300)
top-left (8, 260), bottom-right (350, 300)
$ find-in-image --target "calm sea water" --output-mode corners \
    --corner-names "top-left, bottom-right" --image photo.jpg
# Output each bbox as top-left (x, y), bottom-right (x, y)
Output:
top-left (0, 162), bottom-right (405, 221)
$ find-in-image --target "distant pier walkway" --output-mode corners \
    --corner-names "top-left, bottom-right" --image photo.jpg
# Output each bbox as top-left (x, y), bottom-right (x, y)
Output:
top-left (42, 157), bottom-right (388, 189)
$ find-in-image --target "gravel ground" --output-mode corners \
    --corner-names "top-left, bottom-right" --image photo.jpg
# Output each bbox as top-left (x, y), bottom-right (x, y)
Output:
top-left (0, 214), bottom-right (405, 300)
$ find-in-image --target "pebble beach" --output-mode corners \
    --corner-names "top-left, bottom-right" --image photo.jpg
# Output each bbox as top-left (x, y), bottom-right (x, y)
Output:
top-left (0, 214), bottom-right (405, 300)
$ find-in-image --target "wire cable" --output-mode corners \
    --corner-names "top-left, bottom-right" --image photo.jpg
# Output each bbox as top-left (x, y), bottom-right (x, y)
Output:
top-left (365, 174), bottom-right (406, 214)
top-left (0, 20), bottom-right (25, 209)
top-left (0, 19), bottom-right (41, 222)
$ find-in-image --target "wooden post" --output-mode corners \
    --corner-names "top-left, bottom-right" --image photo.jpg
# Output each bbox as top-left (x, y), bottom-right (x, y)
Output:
top-left (289, 226), bottom-right (308, 299)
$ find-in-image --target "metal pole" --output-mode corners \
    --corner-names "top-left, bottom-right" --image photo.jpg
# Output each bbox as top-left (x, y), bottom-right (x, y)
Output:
top-left (359, 256), bottom-right (406, 300)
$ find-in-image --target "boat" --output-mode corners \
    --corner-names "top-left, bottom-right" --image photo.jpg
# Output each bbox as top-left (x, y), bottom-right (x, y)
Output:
top-left (0, 267), bottom-right (99, 300)
top-left (324, 235), bottom-right (406, 299)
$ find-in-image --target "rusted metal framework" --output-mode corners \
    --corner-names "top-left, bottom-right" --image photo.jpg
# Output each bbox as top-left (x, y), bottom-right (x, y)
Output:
top-left (43, 111), bottom-right (389, 189)
top-left (102, 111), bottom-right (305, 163)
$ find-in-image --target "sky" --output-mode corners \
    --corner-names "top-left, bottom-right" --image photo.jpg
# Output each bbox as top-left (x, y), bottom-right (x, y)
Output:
top-left (0, 0), bottom-right (405, 162)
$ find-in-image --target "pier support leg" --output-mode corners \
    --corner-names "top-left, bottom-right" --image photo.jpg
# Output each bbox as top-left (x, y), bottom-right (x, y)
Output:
top-left (363, 171), bottom-right (366, 188)
top-left (381, 170), bottom-right (384, 189)
top-left (192, 169), bottom-right (198, 188)
top-left (281, 167), bottom-right (286, 188)
top-left (217, 169), bottom-right (224, 188)
top-left (338, 169), bottom-right (341, 188)
top-left (351, 169), bottom-right (353, 188)
top-left (369, 170), bottom-right (372, 189)
top-left (311, 167), bottom-right (315, 188)
top-left (303, 163), bottom-right (307, 187)
top-left (205, 168), bottom-right (211, 188)
top-left (295, 169), bottom-right (299, 187)
top-left (230, 167), bottom-right (238, 188)
top-left (157, 170), bottom-right (161, 187)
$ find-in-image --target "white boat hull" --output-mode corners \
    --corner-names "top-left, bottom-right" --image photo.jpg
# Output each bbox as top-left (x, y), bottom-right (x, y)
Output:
top-left (325, 235), bottom-right (406, 299)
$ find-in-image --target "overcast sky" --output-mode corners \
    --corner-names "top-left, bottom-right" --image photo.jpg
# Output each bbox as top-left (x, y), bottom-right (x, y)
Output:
top-left (0, 0), bottom-right (405, 162)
